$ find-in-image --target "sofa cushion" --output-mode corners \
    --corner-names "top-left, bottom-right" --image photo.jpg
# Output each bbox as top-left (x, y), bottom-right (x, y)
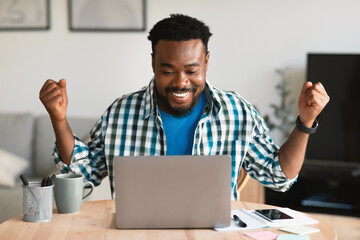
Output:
top-left (0, 149), bottom-right (29, 187)
top-left (0, 113), bottom-right (34, 176)
top-left (34, 115), bottom-right (97, 177)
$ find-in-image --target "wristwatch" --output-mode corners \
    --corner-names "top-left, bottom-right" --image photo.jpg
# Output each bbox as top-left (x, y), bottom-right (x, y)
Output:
top-left (296, 116), bottom-right (318, 134)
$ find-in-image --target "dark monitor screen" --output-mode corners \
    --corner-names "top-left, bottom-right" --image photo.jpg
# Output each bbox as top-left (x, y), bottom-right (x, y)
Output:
top-left (306, 53), bottom-right (360, 164)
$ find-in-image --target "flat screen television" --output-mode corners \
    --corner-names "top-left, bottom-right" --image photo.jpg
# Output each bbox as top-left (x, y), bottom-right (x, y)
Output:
top-left (306, 53), bottom-right (360, 169)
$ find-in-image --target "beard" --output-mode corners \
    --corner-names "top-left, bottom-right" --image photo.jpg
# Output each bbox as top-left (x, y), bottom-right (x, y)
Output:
top-left (155, 84), bottom-right (201, 117)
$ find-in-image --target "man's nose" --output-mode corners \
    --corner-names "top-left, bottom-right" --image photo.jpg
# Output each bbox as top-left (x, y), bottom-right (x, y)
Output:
top-left (173, 72), bottom-right (190, 88)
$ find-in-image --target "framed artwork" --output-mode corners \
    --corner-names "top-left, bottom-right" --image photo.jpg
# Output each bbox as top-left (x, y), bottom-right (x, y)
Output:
top-left (69, 0), bottom-right (146, 32)
top-left (0, 0), bottom-right (50, 30)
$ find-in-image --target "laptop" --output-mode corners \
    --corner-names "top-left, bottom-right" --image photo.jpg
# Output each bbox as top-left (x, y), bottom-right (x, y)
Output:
top-left (113, 155), bottom-right (231, 229)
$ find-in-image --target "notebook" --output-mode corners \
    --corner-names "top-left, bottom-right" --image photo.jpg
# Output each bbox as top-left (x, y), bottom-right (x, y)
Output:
top-left (113, 155), bottom-right (231, 229)
top-left (280, 225), bottom-right (320, 235)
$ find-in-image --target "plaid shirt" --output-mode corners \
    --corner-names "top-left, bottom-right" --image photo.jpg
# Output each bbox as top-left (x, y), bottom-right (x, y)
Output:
top-left (54, 79), bottom-right (296, 200)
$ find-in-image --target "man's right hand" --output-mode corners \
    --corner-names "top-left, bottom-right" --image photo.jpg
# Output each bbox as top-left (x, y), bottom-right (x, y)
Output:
top-left (39, 79), bottom-right (68, 123)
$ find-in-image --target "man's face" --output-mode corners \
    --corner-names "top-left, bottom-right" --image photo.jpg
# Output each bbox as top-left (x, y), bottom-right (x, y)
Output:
top-left (152, 39), bottom-right (209, 116)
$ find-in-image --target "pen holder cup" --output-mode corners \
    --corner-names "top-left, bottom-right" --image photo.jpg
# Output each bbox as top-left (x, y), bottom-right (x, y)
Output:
top-left (22, 181), bottom-right (53, 222)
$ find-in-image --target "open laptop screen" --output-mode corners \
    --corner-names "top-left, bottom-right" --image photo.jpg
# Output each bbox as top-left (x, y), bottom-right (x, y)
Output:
top-left (113, 155), bottom-right (231, 229)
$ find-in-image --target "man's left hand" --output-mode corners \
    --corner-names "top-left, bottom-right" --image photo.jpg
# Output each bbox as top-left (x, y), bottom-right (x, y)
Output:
top-left (298, 81), bottom-right (330, 127)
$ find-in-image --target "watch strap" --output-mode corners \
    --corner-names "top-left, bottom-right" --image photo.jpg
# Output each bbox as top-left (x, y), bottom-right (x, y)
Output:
top-left (296, 116), bottom-right (318, 134)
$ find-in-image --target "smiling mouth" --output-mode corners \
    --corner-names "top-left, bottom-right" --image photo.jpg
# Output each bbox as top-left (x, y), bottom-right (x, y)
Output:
top-left (171, 91), bottom-right (190, 98)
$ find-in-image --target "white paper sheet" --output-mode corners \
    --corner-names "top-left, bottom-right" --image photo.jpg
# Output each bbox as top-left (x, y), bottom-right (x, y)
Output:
top-left (215, 208), bottom-right (319, 232)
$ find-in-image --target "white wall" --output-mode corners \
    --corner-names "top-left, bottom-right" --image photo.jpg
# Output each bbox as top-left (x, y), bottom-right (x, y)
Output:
top-left (1, 0), bottom-right (360, 122)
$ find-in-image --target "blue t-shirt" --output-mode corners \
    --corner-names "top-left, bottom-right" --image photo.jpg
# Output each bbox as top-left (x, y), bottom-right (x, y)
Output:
top-left (159, 92), bottom-right (206, 155)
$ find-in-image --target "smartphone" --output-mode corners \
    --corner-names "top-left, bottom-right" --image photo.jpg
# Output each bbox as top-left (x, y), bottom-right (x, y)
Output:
top-left (254, 209), bottom-right (293, 222)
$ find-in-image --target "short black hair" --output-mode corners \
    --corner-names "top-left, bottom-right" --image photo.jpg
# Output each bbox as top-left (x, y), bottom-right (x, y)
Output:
top-left (147, 14), bottom-right (213, 54)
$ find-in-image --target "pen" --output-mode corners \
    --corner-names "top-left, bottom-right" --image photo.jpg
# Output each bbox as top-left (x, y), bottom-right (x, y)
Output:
top-left (233, 214), bottom-right (247, 227)
top-left (41, 174), bottom-right (56, 187)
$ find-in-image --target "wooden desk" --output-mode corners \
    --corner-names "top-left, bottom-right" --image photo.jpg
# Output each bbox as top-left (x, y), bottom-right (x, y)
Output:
top-left (0, 200), bottom-right (337, 240)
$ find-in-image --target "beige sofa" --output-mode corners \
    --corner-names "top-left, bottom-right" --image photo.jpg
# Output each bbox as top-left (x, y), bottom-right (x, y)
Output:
top-left (0, 113), bottom-right (111, 223)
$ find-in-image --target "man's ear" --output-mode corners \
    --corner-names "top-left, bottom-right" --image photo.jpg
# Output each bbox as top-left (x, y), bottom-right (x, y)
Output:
top-left (205, 51), bottom-right (210, 72)
top-left (151, 53), bottom-right (155, 73)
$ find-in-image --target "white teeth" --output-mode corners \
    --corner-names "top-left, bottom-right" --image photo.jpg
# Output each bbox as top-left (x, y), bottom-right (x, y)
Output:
top-left (172, 92), bottom-right (190, 98)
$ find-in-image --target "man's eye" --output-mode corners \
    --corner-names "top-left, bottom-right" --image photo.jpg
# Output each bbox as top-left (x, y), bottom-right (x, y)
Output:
top-left (162, 71), bottom-right (173, 75)
top-left (187, 71), bottom-right (198, 75)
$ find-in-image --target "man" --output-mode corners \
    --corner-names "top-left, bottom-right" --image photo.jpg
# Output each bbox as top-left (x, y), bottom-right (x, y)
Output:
top-left (39, 14), bottom-right (329, 200)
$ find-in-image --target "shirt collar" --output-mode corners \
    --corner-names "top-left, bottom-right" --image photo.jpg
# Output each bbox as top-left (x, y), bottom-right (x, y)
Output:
top-left (203, 80), bottom-right (221, 116)
top-left (143, 78), bottom-right (156, 119)
top-left (143, 78), bottom-right (221, 119)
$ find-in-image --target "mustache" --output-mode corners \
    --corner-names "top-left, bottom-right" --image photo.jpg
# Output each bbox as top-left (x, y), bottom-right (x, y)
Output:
top-left (165, 87), bottom-right (197, 93)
